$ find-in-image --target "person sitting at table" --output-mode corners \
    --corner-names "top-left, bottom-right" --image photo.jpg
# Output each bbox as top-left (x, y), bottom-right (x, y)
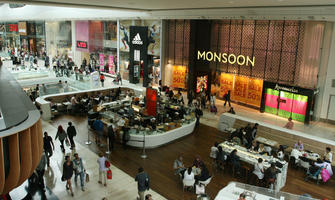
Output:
top-left (284, 117), bottom-right (294, 129)
top-left (277, 145), bottom-right (285, 161)
top-left (195, 162), bottom-right (210, 182)
top-left (229, 128), bottom-right (243, 141)
top-left (229, 149), bottom-right (241, 175)
top-left (251, 123), bottom-right (259, 141)
top-left (173, 155), bottom-right (186, 176)
top-left (264, 163), bottom-right (281, 190)
top-left (253, 158), bottom-right (265, 183)
top-left (193, 156), bottom-right (203, 168)
top-left (216, 146), bottom-right (228, 170)
top-left (249, 140), bottom-right (259, 152)
top-left (210, 142), bottom-right (219, 160)
top-left (314, 158), bottom-right (333, 177)
top-left (183, 167), bottom-right (195, 190)
top-left (258, 144), bottom-right (267, 155)
top-left (238, 193), bottom-right (246, 200)
top-left (323, 147), bottom-right (333, 164)
top-left (294, 140), bottom-right (304, 151)
top-left (71, 95), bottom-right (79, 113)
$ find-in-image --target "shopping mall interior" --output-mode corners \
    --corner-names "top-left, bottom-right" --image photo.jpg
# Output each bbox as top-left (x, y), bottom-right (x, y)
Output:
top-left (1, 1), bottom-right (335, 200)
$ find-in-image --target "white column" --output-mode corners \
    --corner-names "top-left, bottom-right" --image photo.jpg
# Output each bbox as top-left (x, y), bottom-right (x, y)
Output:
top-left (117, 19), bottom-right (120, 73)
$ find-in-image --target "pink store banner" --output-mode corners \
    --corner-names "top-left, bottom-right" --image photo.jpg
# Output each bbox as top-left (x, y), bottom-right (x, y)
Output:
top-left (75, 21), bottom-right (89, 52)
top-left (99, 53), bottom-right (105, 71)
top-left (108, 55), bottom-right (115, 74)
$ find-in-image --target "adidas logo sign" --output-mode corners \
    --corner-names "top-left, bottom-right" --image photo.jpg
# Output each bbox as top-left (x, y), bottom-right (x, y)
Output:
top-left (132, 33), bottom-right (143, 45)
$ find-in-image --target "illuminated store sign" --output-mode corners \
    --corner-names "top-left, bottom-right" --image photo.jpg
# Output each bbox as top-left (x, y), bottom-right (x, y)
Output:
top-left (197, 50), bottom-right (255, 67)
top-left (8, 24), bottom-right (18, 32)
top-left (76, 41), bottom-right (88, 49)
top-left (274, 84), bottom-right (298, 93)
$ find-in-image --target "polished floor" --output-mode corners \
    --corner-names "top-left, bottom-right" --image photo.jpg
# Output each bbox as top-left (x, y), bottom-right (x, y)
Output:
top-left (10, 120), bottom-right (166, 200)
top-left (50, 115), bottom-right (335, 200)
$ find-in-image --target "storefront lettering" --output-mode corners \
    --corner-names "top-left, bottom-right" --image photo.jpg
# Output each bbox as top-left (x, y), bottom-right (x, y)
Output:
top-left (197, 50), bottom-right (255, 67)
top-left (274, 84), bottom-right (298, 93)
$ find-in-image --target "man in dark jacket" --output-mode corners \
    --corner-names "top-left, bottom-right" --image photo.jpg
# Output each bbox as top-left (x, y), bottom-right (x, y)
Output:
top-left (67, 122), bottom-right (77, 149)
top-left (135, 167), bottom-right (150, 200)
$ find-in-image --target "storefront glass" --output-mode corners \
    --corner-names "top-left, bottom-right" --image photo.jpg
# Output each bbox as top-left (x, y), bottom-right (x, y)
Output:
top-left (46, 21), bottom-right (72, 59)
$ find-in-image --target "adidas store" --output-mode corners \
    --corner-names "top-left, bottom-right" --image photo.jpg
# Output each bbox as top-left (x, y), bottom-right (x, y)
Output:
top-left (118, 20), bottom-right (161, 86)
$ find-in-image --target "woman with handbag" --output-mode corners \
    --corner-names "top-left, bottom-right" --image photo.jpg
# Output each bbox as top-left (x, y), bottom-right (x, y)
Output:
top-left (55, 125), bottom-right (68, 153)
top-left (62, 155), bottom-right (74, 196)
top-left (73, 153), bottom-right (86, 191)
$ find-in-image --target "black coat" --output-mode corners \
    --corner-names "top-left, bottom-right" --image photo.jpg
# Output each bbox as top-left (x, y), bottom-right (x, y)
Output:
top-left (67, 125), bottom-right (77, 137)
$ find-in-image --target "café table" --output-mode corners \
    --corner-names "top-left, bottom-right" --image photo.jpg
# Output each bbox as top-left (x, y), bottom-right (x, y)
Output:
top-left (219, 141), bottom-right (288, 191)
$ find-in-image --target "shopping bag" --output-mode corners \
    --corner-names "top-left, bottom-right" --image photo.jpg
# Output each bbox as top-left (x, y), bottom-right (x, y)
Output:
top-left (105, 160), bottom-right (111, 168)
top-left (107, 169), bottom-right (112, 180)
top-left (195, 183), bottom-right (205, 195)
top-left (321, 168), bottom-right (330, 182)
top-left (85, 173), bottom-right (90, 183)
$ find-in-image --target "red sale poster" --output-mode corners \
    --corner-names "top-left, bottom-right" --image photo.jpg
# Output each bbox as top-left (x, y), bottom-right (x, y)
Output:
top-left (108, 55), bottom-right (115, 74)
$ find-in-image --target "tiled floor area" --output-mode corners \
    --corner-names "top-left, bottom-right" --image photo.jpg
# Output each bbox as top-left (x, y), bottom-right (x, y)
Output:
top-left (10, 120), bottom-right (166, 200)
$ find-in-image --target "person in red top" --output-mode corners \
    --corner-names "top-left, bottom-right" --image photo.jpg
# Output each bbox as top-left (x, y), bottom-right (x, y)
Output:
top-left (100, 74), bottom-right (105, 87)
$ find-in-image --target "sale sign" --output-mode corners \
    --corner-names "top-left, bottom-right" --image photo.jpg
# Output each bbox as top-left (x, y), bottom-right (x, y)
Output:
top-left (219, 73), bottom-right (263, 107)
top-left (172, 65), bottom-right (187, 88)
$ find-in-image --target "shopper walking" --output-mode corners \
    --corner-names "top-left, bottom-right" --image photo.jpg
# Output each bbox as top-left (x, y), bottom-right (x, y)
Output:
top-left (100, 73), bottom-right (105, 87)
top-left (224, 90), bottom-right (231, 107)
top-left (135, 167), bottom-right (150, 200)
top-left (195, 105), bottom-right (203, 128)
top-left (97, 153), bottom-right (108, 186)
top-left (43, 131), bottom-right (55, 167)
top-left (66, 122), bottom-right (77, 149)
top-left (36, 151), bottom-right (47, 191)
top-left (117, 72), bottom-right (122, 85)
top-left (55, 125), bottom-right (68, 153)
top-left (73, 153), bottom-right (86, 191)
top-left (62, 155), bottom-right (74, 196)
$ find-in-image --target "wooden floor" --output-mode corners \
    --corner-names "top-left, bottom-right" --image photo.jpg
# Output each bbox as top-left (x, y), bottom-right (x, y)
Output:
top-left (50, 115), bottom-right (335, 200)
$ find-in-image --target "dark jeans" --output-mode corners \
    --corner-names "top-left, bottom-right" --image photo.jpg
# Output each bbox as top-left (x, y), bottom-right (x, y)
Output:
top-left (108, 137), bottom-right (114, 150)
top-left (68, 136), bottom-right (75, 148)
top-left (60, 139), bottom-right (65, 152)
top-left (224, 99), bottom-right (231, 107)
top-left (196, 117), bottom-right (200, 128)
top-left (36, 169), bottom-right (45, 189)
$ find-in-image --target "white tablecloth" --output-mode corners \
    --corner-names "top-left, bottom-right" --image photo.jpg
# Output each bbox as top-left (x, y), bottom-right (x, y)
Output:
top-left (220, 142), bottom-right (288, 191)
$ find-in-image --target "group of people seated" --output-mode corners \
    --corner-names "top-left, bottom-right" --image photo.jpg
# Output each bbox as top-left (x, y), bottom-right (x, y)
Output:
top-left (229, 123), bottom-right (259, 149)
top-left (173, 155), bottom-right (211, 191)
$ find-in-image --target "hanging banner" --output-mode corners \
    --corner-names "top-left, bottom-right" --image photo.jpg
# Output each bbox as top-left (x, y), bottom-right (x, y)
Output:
top-left (146, 88), bottom-right (157, 116)
top-left (99, 53), bottom-right (104, 71)
top-left (172, 65), bottom-right (187, 89)
top-left (108, 55), bottom-right (115, 74)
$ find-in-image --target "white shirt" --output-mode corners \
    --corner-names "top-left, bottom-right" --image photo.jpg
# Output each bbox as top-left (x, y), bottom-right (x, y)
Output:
top-left (71, 96), bottom-right (78, 105)
top-left (97, 156), bottom-right (107, 171)
top-left (183, 171), bottom-right (195, 181)
top-left (277, 151), bottom-right (284, 160)
top-left (324, 152), bottom-right (333, 163)
top-left (253, 163), bottom-right (264, 180)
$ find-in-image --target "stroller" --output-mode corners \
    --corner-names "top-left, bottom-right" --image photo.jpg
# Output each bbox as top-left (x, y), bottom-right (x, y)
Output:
top-left (304, 165), bottom-right (323, 184)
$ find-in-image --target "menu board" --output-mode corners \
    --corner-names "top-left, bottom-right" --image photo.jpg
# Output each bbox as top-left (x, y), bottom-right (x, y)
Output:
top-left (219, 73), bottom-right (263, 107)
top-left (172, 65), bottom-right (187, 89)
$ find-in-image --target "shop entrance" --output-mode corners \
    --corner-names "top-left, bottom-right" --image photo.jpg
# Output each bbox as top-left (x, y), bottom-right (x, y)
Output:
top-left (264, 88), bottom-right (308, 122)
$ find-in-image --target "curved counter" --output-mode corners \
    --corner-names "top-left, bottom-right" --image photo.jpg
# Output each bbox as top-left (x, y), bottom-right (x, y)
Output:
top-left (123, 120), bottom-right (196, 148)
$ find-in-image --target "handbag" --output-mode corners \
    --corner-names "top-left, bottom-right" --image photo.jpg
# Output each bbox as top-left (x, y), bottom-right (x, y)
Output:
top-left (107, 169), bottom-right (112, 180)
top-left (61, 175), bottom-right (66, 182)
top-left (195, 183), bottom-right (205, 195)
top-left (65, 139), bottom-right (70, 147)
top-left (85, 173), bottom-right (90, 183)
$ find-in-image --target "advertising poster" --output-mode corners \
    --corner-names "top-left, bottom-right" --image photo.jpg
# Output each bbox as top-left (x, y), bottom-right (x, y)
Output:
top-left (146, 88), bottom-right (157, 116)
top-left (247, 78), bottom-right (263, 107)
top-left (172, 65), bottom-right (187, 88)
top-left (99, 53), bottom-right (105, 71)
top-left (119, 20), bottom-right (132, 52)
top-left (143, 20), bottom-right (161, 56)
top-left (196, 76), bottom-right (208, 93)
top-left (108, 55), bottom-right (115, 74)
top-left (219, 73), bottom-right (234, 98)
top-left (232, 76), bottom-right (248, 103)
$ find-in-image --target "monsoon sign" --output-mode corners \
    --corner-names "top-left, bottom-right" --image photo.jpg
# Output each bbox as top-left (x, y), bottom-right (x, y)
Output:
top-left (197, 50), bottom-right (255, 67)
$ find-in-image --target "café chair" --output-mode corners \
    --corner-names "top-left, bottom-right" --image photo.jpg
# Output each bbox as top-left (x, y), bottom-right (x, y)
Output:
top-left (198, 176), bottom-right (212, 187)
top-left (183, 179), bottom-right (195, 192)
